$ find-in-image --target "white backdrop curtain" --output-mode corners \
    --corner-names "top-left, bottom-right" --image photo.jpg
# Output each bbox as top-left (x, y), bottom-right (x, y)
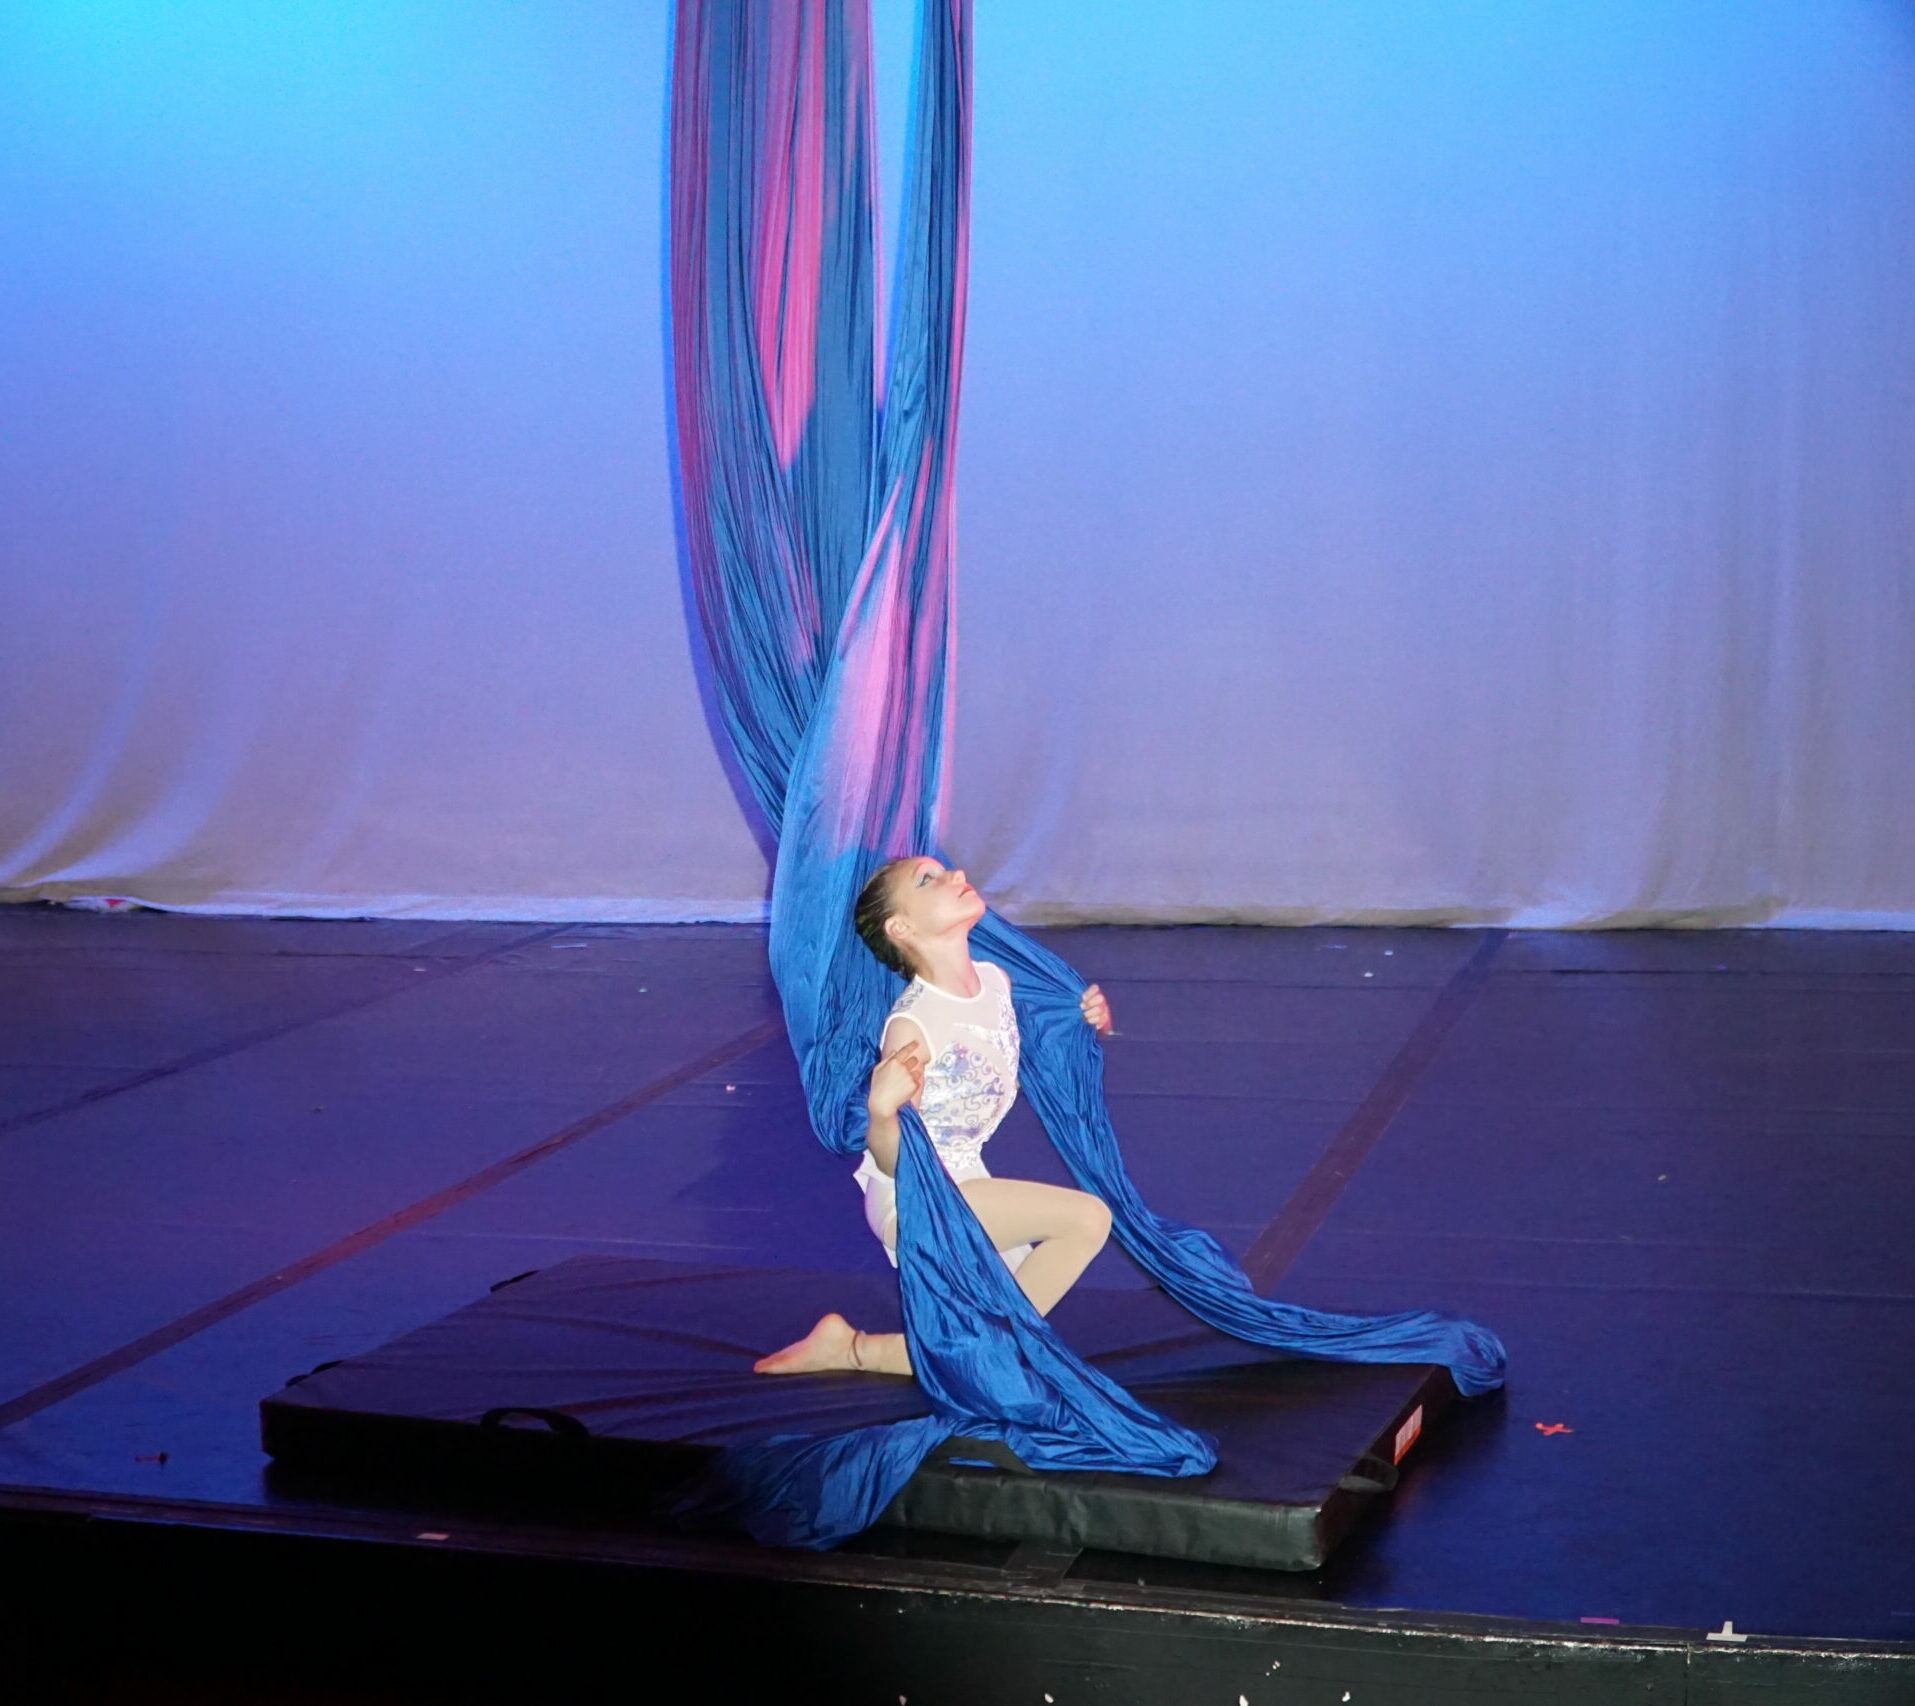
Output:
top-left (3, 1), bottom-right (1911, 927)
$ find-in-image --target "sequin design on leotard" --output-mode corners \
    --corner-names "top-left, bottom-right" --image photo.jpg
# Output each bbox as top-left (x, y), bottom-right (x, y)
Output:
top-left (852, 962), bottom-right (1025, 1267)
top-left (895, 967), bottom-right (1020, 1175)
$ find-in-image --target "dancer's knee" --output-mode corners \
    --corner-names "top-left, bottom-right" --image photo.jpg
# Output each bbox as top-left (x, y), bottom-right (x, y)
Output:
top-left (1062, 1188), bottom-right (1111, 1247)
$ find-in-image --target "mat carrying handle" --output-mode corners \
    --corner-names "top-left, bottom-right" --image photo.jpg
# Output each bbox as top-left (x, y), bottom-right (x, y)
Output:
top-left (926, 1435), bottom-right (1035, 1475)
top-left (479, 1407), bottom-right (589, 1439)
top-left (1337, 1452), bottom-right (1400, 1495)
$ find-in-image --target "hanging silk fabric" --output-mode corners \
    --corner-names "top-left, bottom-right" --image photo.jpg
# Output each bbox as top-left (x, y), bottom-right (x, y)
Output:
top-left (669, 0), bottom-right (1506, 1549)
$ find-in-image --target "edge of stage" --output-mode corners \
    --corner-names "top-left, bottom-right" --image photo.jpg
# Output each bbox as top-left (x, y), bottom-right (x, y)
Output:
top-left (6, 1480), bottom-right (1910, 1705)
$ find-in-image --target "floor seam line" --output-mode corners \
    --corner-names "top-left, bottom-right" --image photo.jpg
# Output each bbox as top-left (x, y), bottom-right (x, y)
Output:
top-left (1239, 930), bottom-right (1508, 1291)
top-left (0, 1015), bottom-right (784, 1430)
top-left (0, 923), bottom-right (575, 1141)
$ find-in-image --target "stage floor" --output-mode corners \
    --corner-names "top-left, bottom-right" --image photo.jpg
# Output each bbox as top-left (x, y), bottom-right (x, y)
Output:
top-left (2, 905), bottom-right (1912, 1667)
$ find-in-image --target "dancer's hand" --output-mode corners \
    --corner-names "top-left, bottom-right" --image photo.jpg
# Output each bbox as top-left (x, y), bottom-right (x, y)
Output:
top-left (1080, 983), bottom-right (1113, 1037)
top-left (867, 1037), bottom-right (928, 1118)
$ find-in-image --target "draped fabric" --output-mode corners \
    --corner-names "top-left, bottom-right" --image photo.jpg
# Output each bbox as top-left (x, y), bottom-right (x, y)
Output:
top-left (669, 0), bottom-right (1505, 1549)
top-left (5, 2), bottom-right (1912, 931)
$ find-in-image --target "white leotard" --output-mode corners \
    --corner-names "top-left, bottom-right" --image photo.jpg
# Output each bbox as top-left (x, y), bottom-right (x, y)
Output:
top-left (853, 960), bottom-right (1027, 1267)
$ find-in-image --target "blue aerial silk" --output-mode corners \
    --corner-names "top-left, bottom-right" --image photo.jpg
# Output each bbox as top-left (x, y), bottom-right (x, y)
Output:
top-left (669, 0), bottom-right (1505, 1550)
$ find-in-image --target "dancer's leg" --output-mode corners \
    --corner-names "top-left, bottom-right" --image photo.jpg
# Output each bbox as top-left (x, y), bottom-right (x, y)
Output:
top-left (754, 1179), bottom-right (1110, 1377)
top-left (959, 1177), bottom-right (1112, 1317)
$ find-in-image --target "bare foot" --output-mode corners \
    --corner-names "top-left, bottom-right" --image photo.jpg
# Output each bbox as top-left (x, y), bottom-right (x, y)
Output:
top-left (753, 1312), bottom-right (860, 1375)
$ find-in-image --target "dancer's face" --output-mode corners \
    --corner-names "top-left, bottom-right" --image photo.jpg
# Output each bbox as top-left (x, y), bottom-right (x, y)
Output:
top-left (883, 858), bottom-right (985, 964)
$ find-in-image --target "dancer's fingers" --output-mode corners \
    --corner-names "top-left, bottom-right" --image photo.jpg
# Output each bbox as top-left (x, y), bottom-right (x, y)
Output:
top-left (870, 1040), bottom-right (927, 1113)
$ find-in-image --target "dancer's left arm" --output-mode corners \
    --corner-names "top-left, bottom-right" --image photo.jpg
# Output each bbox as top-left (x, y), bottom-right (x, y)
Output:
top-left (1079, 983), bottom-right (1113, 1037)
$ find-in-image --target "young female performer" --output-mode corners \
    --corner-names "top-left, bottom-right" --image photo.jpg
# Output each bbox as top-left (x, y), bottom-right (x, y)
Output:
top-left (754, 857), bottom-right (1112, 1378)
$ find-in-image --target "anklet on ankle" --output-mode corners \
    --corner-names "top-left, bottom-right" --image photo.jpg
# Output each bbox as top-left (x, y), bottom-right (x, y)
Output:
top-left (850, 1330), bottom-right (867, 1371)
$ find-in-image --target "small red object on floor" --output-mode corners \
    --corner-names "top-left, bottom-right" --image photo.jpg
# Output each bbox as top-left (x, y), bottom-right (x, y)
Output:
top-left (1534, 1422), bottom-right (1573, 1435)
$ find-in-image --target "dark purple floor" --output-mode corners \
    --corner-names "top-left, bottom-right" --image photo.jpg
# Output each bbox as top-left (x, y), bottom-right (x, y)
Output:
top-left (1, 905), bottom-right (1911, 1642)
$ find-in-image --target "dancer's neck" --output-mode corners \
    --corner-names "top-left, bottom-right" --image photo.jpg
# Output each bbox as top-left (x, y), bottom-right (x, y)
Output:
top-left (910, 938), bottom-right (981, 998)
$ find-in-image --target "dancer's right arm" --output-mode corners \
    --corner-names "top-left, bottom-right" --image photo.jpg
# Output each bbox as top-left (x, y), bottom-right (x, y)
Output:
top-left (865, 1024), bottom-right (928, 1178)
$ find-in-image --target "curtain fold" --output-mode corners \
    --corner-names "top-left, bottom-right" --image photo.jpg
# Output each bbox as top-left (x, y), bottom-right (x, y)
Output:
top-left (669, 0), bottom-right (1504, 1550)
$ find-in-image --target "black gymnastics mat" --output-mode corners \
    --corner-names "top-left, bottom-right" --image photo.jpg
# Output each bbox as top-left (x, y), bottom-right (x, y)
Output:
top-left (260, 1256), bottom-right (1455, 1571)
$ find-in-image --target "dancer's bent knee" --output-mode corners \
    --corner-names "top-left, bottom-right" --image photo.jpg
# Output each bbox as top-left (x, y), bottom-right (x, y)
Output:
top-left (1063, 1188), bottom-right (1112, 1245)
